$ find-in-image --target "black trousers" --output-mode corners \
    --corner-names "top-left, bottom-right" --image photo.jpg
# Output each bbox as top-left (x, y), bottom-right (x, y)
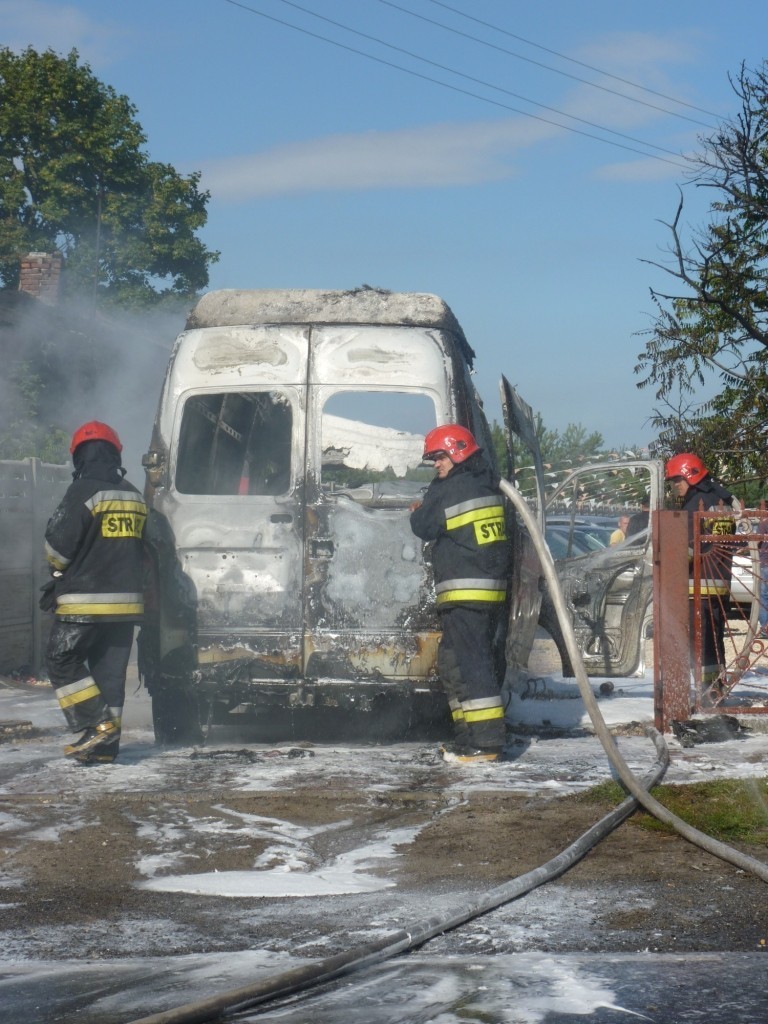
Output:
top-left (438, 605), bottom-right (506, 750)
top-left (689, 598), bottom-right (727, 687)
top-left (46, 620), bottom-right (134, 733)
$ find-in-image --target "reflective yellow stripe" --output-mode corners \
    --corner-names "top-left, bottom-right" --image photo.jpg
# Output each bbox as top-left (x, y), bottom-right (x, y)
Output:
top-left (56, 603), bottom-right (144, 616)
top-left (436, 589), bottom-right (506, 604)
top-left (58, 684), bottom-right (101, 708)
top-left (464, 705), bottom-right (505, 723)
top-left (86, 492), bottom-right (148, 515)
top-left (451, 707), bottom-right (466, 722)
top-left (446, 504), bottom-right (504, 530)
top-left (44, 540), bottom-right (71, 570)
top-left (58, 592), bottom-right (142, 604)
top-left (689, 581), bottom-right (730, 596)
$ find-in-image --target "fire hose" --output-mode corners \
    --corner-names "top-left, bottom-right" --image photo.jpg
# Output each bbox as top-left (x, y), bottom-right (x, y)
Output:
top-left (125, 479), bottom-right (768, 1024)
top-left (500, 477), bottom-right (768, 885)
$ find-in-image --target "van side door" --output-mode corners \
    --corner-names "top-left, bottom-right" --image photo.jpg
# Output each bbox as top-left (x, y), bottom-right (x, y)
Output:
top-left (499, 376), bottom-right (547, 681)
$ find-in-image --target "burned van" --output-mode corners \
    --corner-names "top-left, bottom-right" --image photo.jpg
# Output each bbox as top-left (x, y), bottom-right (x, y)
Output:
top-left (139, 288), bottom-right (544, 742)
top-left (139, 288), bottom-right (665, 744)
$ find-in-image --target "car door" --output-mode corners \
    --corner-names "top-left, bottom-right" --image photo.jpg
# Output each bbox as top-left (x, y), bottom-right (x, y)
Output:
top-left (301, 324), bottom-right (451, 684)
top-left (541, 460), bottom-right (664, 677)
top-left (169, 383), bottom-right (306, 676)
top-left (499, 376), bottom-right (547, 680)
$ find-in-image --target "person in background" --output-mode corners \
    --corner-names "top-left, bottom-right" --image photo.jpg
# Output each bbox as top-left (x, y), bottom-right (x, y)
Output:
top-left (409, 425), bottom-right (509, 764)
top-left (626, 499), bottom-right (650, 544)
top-left (609, 514), bottom-right (630, 546)
top-left (665, 453), bottom-right (737, 692)
top-left (43, 421), bottom-right (147, 764)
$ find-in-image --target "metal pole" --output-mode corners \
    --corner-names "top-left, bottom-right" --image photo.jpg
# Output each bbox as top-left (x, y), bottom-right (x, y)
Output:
top-left (653, 509), bottom-right (691, 730)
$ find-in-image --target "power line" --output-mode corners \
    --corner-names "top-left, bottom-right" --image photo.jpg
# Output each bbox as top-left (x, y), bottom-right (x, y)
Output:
top-left (424, 0), bottom-right (722, 120)
top-left (272, 0), bottom-right (696, 159)
top-left (273, 0), bottom-right (693, 161)
top-left (378, 0), bottom-right (718, 130)
top-left (222, 0), bottom-right (693, 171)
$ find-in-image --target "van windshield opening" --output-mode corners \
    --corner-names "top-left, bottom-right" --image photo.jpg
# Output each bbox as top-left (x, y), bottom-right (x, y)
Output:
top-left (320, 390), bottom-right (436, 507)
top-left (175, 390), bottom-right (292, 495)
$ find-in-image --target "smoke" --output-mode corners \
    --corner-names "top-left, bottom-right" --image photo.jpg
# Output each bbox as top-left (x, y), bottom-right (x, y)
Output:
top-left (0, 290), bottom-right (187, 487)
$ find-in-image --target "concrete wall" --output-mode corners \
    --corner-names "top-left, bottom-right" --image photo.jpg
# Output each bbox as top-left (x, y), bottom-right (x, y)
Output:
top-left (0, 459), bottom-right (70, 675)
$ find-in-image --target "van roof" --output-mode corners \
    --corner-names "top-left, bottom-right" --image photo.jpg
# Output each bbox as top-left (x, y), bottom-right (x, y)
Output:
top-left (186, 287), bottom-right (476, 366)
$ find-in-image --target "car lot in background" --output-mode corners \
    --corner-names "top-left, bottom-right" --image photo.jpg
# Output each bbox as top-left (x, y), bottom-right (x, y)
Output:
top-left (544, 525), bottom-right (593, 559)
top-left (545, 516), bottom-right (614, 558)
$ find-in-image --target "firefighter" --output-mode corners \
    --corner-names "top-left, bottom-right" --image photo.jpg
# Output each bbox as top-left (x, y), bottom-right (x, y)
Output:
top-left (410, 424), bottom-right (509, 763)
top-left (665, 453), bottom-right (737, 693)
top-left (43, 421), bottom-right (147, 764)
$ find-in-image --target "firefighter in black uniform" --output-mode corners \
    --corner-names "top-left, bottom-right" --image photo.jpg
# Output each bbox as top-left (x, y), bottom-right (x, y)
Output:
top-left (666, 453), bottom-right (737, 694)
top-left (43, 421), bottom-right (147, 763)
top-left (410, 425), bottom-right (509, 763)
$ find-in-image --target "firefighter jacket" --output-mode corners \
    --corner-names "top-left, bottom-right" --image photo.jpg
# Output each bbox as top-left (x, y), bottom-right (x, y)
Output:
top-left (410, 452), bottom-right (510, 610)
top-left (44, 445), bottom-right (147, 623)
top-left (681, 476), bottom-right (737, 598)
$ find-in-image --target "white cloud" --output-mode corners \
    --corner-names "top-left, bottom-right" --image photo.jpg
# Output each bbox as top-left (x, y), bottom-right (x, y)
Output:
top-left (593, 158), bottom-right (685, 183)
top-left (0, 0), bottom-right (123, 65)
top-left (198, 117), bottom-right (559, 199)
top-left (199, 27), bottom-right (713, 201)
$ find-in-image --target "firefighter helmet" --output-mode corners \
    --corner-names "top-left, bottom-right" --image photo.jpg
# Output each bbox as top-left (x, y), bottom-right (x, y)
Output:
top-left (70, 420), bottom-right (123, 455)
top-left (665, 452), bottom-right (707, 485)
top-left (423, 424), bottom-right (480, 464)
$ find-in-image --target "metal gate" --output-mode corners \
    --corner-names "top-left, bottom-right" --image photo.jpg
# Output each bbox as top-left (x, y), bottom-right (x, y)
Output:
top-left (653, 506), bottom-right (768, 730)
top-left (0, 458), bottom-right (70, 675)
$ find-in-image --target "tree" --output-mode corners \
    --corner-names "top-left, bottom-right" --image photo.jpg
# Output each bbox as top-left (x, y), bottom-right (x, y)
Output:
top-left (491, 416), bottom-right (605, 473)
top-left (0, 46), bottom-right (218, 307)
top-left (490, 416), bottom-right (628, 502)
top-left (635, 62), bottom-right (768, 493)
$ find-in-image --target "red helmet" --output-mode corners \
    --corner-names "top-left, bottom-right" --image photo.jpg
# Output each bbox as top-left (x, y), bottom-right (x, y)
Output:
top-left (665, 452), bottom-right (707, 485)
top-left (70, 420), bottom-right (123, 455)
top-left (423, 424), bottom-right (480, 464)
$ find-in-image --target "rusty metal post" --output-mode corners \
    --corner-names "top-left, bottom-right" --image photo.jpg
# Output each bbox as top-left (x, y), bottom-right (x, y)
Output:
top-left (653, 509), bottom-right (691, 731)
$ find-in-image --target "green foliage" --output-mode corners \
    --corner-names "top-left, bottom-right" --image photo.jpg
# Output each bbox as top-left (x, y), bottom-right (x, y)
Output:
top-left (489, 414), bottom-right (642, 505)
top-left (491, 415), bottom-right (605, 472)
top-left (0, 354), bottom-right (70, 461)
top-left (0, 46), bottom-right (218, 306)
top-left (581, 777), bottom-right (768, 844)
top-left (636, 61), bottom-right (768, 492)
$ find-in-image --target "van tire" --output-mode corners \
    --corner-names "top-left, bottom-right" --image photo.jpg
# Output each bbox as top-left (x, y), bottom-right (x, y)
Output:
top-left (151, 688), bottom-right (204, 746)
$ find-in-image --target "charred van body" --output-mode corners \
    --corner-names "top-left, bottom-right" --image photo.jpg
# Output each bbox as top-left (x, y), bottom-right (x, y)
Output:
top-left (139, 289), bottom-right (527, 743)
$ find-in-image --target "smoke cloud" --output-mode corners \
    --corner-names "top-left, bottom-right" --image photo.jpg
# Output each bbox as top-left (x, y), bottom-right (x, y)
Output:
top-left (0, 289), bottom-right (187, 487)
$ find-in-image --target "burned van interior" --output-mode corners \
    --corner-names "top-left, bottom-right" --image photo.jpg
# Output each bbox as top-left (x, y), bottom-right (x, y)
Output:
top-left (320, 390), bottom-right (435, 507)
top-left (175, 390), bottom-right (293, 496)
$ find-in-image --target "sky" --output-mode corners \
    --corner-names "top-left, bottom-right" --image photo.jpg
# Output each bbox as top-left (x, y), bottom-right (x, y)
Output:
top-left (3, 0), bottom-right (768, 449)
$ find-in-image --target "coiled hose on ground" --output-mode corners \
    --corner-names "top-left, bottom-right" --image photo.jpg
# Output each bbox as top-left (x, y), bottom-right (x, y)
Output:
top-left (126, 480), bottom-right (768, 1024)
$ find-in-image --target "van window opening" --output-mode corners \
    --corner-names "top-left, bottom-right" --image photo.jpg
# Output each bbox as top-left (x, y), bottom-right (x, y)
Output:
top-left (175, 390), bottom-right (292, 496)
top-left (321, 390), bottom-right (436, 506)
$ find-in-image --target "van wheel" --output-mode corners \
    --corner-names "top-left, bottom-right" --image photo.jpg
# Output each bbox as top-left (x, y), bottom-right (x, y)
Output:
top-left (151, 687), bottom-right (204, 746)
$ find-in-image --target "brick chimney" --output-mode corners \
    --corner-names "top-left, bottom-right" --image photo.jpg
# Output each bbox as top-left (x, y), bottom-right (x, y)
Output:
top-left (18, 252), bottom-right (63, 304)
